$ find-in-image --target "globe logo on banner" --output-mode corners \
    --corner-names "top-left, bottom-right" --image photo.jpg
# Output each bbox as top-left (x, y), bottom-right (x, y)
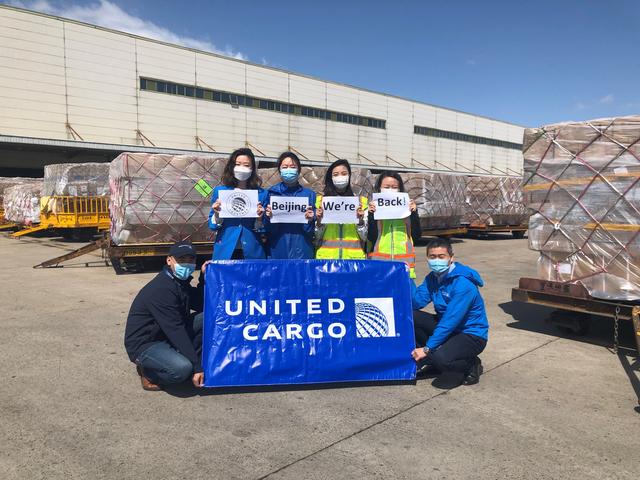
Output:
top-left (354, 297), bottom-right (397, 338)
top-left (229, 192), bottom-right (250, 216)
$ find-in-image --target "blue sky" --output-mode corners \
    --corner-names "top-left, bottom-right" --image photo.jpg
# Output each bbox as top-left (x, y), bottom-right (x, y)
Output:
top-left (6, 0), bottom-right (640, 127)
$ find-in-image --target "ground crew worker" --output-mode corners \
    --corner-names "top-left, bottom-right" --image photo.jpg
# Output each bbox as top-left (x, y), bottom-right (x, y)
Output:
top-left (367, 171), bottom-right (421, 278)
top-left (124, 241), bottom-right (207, 391)
top-left (315, 159), bottom-right (368, 259)
top-left (264, 151), bottom-right (316, 259)
top-left (410, 237), bottom-right (489, 386)
top-left (208, 148), bottom-right (267, 259)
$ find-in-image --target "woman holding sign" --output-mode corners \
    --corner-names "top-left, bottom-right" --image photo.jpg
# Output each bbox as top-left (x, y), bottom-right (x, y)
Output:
top-left (208, 148), bottom-right (267, 260)
top-left (264, 151), bottom-right (316, 259)
top-left (367, 171), bottom-right (421, 278)
top-left (315, 159), bottom-right (368, 259)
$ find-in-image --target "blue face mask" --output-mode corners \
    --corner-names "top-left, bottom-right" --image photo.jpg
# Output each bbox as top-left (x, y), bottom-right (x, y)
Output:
top-left (173, 263), bottom-right (196, 280)
top-left (280, 168), bottom-right (299, 184)
top-left (428, 259), bottom-right (450, 274)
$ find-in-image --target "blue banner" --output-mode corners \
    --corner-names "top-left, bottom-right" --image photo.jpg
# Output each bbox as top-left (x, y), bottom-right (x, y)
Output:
top-left (202, 260), bottom-right (416, 387)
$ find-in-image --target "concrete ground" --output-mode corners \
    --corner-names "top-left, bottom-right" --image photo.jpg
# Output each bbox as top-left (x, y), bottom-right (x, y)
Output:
top-left (1, 233), bottom-right (638, 480)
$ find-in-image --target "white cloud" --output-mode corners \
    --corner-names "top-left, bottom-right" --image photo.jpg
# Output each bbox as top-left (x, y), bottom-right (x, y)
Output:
top-left (8, 0), bottom-right (247, 60)
top-left (598, 94), bottom-right (614, 105)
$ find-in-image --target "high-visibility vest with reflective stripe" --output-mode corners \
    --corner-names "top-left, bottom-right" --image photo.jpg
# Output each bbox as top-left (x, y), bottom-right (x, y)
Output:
top-left (369, 217), bottom-right (416, 278)
top-left (315, 195), bottom-right (367, 260)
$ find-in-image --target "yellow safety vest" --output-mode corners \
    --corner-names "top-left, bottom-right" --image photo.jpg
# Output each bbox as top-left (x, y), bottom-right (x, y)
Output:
top-left (368, 217), bottom-right (416, 278)
top-left (315, 195), bottom-right (368, 260)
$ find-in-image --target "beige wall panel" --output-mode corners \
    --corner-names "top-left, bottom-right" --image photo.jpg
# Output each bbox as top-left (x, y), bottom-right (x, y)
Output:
top-left (289, 75), bottom-right (325, 107)
top-left (197, 101), bottom-right (247, 153)
top-left (412, 136), bottom-right (436, 168)
top-left (137, 41), bottom-right (196, 85)
top-left (413, 103), bottom-right (437, 127)
top-left (246, 65), bottom-right (288, 102)
top-left (326, 122), bottom-right (358, 160)
top-left (326, 84), bottom-right (358, 113)
top-left (196, 53), bottom-right (246, 92)
top-left (289, 116), bottom-right (326, 161)
top-left (386, 98), bottom-right (412, 165)
top-left (435, 109), bottom-right (456, 131)
top-left (245, 109), bottom-right (289, 156)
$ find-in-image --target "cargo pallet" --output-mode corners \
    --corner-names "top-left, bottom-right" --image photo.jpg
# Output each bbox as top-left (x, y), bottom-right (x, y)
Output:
top-left (512, 277), bottom-right (640, 354)
top-left (10, 196), bottom-right (110, 239)
top-left (33, 234), bottom-right (213, 274)
top-left (466, 223), bottom-right (528, 239)
top-left (420, 226), bottom-right (468, 238)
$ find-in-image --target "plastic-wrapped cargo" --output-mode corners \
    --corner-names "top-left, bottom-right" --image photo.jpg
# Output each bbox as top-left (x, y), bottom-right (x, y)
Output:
top-left (464, 176), bottom-right (528, 226)
top-left (0, 177), bottom-right (38, 210)
top-left (523, 115), bottom-right (640, 301)
top-left (259, 167), bottom-right (374, 198)
top-left (402, 173), bottom-right (466, 230)
top-left (109, 153), bottom-right (227, 245)
top-left (43, 163), bottom-right (110, 197)
top-left (3, 181), bottom-right (43, 224)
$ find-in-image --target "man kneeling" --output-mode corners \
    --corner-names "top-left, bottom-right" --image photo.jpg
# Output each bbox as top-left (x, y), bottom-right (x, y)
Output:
top-left (410, 238), bottom-right (488, 386)
top-left (124, 241), bottom-right (208, 391)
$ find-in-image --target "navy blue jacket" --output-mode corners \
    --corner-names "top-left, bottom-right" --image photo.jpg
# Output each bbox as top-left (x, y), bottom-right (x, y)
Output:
top-left (411, 263), bottom-right (489, 350)
top-left (124, 267), bottom-right (204, 372)
top-left (265, 182), bottom-right (316, 259)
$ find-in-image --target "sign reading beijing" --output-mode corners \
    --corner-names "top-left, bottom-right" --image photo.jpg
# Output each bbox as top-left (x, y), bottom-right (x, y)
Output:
top-left (202, 260), bottom-right (416, 387)
top-left (219, 189), bottom-right (259, 218)
top-left (269, 196), bottom-right (309, 224)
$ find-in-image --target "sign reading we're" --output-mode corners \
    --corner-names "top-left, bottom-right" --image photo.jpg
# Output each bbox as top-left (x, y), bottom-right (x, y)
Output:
top-left (320, 196), bottom-right (360, 224)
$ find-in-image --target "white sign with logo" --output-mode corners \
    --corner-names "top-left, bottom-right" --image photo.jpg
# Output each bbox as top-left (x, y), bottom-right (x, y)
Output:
top-left (320, 196), bottom-right (360, 224)
top-left (372, 192), bottom-right (410, 220)
top-left (269, 196), bottom-right (309, 224)
top-left (219, 189), bottom-right (259, 218)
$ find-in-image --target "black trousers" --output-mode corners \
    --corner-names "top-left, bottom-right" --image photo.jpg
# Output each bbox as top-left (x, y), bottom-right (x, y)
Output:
top-left (413, 310), bottom-right (487, 375)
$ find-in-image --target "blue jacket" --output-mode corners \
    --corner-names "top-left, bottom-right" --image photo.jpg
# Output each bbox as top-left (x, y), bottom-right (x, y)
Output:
top-left (208, 185), bottom-right (268, 260)
top-left (411, 263), bottom-right (489, 350)
top-left (265, 182), bottom-right (316, 259)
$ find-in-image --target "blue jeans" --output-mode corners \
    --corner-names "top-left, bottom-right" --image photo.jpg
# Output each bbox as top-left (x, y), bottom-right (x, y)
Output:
top-left (136, 313), bottom-right (203, 385)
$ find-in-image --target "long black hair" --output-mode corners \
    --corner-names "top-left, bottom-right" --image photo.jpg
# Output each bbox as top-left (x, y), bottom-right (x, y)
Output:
top-left (276, 151), bottom-right (302, 171)
top-left (323, 159), bottom-right (354, 196)
top-left (221, 148), bottom-right (262, 189)
top-left (374, 171), bottom-right (406, 193)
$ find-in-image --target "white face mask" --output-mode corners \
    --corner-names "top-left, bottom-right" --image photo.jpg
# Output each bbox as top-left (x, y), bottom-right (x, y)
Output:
top-left (233, 166), bottom-right (252, 181)
top-left (333, 175), bottom-right (350, 189)
top-left (382, 187), bottom-right (399, 193)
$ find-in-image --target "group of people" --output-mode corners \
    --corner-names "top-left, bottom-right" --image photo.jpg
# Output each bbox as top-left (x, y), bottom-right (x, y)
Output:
top-left (209, 148), bottom-right (421, 277)
top-left (123, 149), bottom-right (489, 393)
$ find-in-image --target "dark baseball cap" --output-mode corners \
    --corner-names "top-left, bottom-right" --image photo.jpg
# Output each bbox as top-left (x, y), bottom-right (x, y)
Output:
top-left (169, 241), bottom-right (197, 258)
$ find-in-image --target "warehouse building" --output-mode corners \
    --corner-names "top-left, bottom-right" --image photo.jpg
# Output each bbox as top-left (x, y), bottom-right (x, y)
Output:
top-left (0, 5), bottom-right (524, 177)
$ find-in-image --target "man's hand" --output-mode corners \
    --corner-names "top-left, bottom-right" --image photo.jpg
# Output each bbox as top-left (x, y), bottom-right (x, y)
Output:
top-left (304, 205), bottom-right (314, 220)
top-left (411, 347), bottom-right (428, 362)
top-left (192, 372), bottom-right (204, 388)
top-left (201, 260), bottom-right (212, 274)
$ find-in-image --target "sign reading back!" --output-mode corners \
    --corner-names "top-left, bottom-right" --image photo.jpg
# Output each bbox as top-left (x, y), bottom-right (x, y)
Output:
top-left (219, 189), bottom-right (259, 218)
top-left (320, 196), bottom-right (360, 224)
top-left (202, 260), bottom-right (416, 387)
top-left (269, 196), bottom-right (308, 224)
top-left (372, 192), bottom-right (411, 220)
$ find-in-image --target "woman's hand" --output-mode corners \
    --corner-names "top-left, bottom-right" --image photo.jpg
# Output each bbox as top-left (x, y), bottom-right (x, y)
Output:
top-left (356, 205), bottom-right (365, 220)
top-left (265, 204), bottom-right (273, 218)
top-left (212, 199), bottom-right (221, 212)
top-left (257, 202), bottom-right (264, 217)
top-left (316, 207), bottom-right (323, 224)
top-left (304, 206), bottom-right (314, 221)
top-left (368, 203), bottom-right (376, 214)
top-left (409, 199), bottom-right (417, 212)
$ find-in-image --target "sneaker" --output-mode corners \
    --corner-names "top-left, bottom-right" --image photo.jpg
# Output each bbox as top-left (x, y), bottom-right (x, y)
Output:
top-left (136, 365), bottom-right (161, 391)
top-left (462, 357), bottom-right (483, 386)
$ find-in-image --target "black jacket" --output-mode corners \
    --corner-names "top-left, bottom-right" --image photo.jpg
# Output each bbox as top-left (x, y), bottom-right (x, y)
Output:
top-left (124, 266), bottom-right (205, 372)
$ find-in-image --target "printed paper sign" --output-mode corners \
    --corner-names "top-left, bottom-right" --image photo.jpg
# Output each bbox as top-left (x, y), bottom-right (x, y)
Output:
top-left (202, 260), bottom-right (416, 387)
top-left (372, 192), bottom-right (411, 220)
top-left (321, 196), bottom-right (360, 224)
top-left (270, 196), bottom-right (309, 224)
top-left (219, 189), bottom-right (259, 218)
